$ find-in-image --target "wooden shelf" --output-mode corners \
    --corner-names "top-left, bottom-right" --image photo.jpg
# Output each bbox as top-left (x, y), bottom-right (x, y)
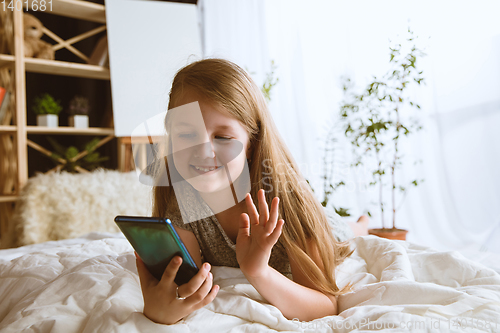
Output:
top-left (27, 126), bottom-right (114, 135)
top-left (0, 54), bottom-right (14, 67)
top-left (0, 126), bottom-right (17, 133)
top-left (0, 196), bottom-right (18, 203)
top-left (25, 0), bottom-right (106, 24)
top-left (25, 58), bottom-right (110, 80)
top-left (1, 126), bottom-right (114, 135)
top-left (0, 54), bottom-right (109, 80)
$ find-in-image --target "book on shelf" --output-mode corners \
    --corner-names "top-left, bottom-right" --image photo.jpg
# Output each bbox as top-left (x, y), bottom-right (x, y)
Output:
top-left (0, 87), bottom-right (10, 125)
top-left (88, 36), bottom-right (109, 67)
top-left (0, 87), bottom-right (6, 103)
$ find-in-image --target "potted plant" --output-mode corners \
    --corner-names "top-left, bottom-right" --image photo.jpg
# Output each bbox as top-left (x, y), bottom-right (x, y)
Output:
top-left (47, 137), bottom-right (109, 172)
top-left (33, 93), bottom-right (62, 127)
top-left (67, 95), bottom-right (90, 128)
top-left (339, 28), bottom-right (425, 240)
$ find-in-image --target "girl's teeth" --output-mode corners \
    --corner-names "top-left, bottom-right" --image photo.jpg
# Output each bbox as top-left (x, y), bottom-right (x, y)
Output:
top-left (194, 166), bottom-right (216, 172)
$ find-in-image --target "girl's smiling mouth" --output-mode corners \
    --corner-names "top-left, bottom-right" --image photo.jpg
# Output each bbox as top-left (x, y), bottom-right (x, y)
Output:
top-left (190, 164), bottom-right (223, 175)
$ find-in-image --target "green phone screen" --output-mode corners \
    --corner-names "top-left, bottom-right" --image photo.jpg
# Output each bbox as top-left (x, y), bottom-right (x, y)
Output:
top-left (115, 216), bottom-right (198, 285)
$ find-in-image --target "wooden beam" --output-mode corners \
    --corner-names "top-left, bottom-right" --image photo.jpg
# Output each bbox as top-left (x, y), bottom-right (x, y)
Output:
top-left (42, 27), bottom-right (90, 63)
top-left (52, 25), bottom-right (106, 52)
top-left (69, 134), bottom-right (114, 162)
top-left (13, 10), bottom-right (27, 190)
top-left (26, 139), bottom-right (66, 164)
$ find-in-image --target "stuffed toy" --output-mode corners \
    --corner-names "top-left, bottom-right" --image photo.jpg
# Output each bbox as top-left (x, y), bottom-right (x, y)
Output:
top-left (23, 13), bottom-right (54, 60)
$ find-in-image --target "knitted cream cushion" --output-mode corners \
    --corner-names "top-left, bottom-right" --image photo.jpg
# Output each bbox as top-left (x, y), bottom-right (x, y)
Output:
top-left (4, 169), bottom-right (152, 248)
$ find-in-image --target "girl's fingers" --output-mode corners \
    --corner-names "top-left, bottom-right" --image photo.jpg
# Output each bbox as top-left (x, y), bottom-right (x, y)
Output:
top-left (159, 256), bottom-right (184, 286)
top-left (180, 262), bottom-right (211, 297)
top-left (187, 271), bottom-right (214, 306)
top-left (237, 213), bottom-right (251, 239)
top-left (194, 279), bottom-right (220, 310)
top-left (265, 197), bottom-right (280, 235)
top-left (268, 219), bottom-right (285, 245)
top-left (245, 192), bottom-right (282, 241)
top-left (258, 189), bottom-right (269, 227)
top-left (245, 193), bottom-right (260, 225)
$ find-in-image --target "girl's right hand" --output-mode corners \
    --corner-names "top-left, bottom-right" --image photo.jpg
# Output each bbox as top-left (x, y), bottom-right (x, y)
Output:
top-left (136, 254), bottom-right (220, 325)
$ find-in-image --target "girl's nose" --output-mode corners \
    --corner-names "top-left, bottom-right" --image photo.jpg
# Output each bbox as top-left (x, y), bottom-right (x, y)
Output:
top-left (194, 141), bottom-right (216, 159)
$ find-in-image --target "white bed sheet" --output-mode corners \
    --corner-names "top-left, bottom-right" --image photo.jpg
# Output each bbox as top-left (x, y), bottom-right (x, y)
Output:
top-left (0, 234), bottom-right (499, 332)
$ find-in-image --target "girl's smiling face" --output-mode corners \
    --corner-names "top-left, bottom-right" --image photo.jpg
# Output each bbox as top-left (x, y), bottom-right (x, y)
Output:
top-left (170, 89), bottom-right (251, 193)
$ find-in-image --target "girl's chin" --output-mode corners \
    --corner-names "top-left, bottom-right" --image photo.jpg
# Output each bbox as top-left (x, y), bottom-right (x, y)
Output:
top-left (189, 182), bottom-right (228, 194)
top-left (185, 175), bottom-right (229, 193)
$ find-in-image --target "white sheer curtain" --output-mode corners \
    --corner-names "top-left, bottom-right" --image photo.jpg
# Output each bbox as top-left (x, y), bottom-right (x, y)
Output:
top-left (200, 0), bottom-right (500, 252)
top-left (199, 0), bottom-right (317, 176)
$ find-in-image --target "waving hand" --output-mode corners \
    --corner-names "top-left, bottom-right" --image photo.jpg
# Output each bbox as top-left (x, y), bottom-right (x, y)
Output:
top-left (235, 189), bottom-right (285, 278)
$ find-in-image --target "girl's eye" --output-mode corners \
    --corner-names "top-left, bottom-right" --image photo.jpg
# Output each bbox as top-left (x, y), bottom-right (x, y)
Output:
top-left (178, 133), bottom-right (196, 139)
top-left (215, 136), bottom-right (231, 141)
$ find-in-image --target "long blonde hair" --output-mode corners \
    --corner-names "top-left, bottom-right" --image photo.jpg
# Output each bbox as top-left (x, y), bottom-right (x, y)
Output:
top-left (152, 58), bottom-right (353, 297)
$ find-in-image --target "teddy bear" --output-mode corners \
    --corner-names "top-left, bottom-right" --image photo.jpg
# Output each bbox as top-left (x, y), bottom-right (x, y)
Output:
top-left (23, 13), bottom-right (54, 60)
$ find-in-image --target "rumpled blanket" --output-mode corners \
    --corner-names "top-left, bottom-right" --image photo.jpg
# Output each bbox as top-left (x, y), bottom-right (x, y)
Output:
top-left (0, 234), bottom-right (499, 332)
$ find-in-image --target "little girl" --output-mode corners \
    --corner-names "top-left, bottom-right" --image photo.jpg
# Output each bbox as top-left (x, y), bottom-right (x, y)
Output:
top-left (135, 58), bottom-right (355, 325)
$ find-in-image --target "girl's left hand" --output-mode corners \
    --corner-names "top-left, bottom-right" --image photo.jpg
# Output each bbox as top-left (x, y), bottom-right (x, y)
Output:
top-left (235, 189), bottom-right (285, 278)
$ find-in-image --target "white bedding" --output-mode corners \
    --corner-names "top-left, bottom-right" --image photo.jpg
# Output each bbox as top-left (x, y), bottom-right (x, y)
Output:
top-left (0, 234), bottom-right (499, 332)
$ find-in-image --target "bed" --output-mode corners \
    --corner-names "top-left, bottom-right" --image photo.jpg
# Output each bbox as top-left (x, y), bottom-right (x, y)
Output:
top-left (1, 170), bottom-right (499, 332)
top-left (1, 232), bottom-right (499, 332)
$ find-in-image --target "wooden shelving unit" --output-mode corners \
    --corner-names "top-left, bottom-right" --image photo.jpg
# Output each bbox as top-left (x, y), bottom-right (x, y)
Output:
top-left (0, 125), bottom-right (114, 135)
top-left (26, 126), bottom-right (114, 135)
top-left (0, 196), bottom-right (19, 203)
top-left (0, 125), bottom-right (17, 133)
top-left (25, 0), bottom-right (106, 23)
top-left (25, 58), bottom-right (110, 79)
top-left (0, 54), bottom-right (14, 67)
top-left (0, 0), bottom-right (115, 245)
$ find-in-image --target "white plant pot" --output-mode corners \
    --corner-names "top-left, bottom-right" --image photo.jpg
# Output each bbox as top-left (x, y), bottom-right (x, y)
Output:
top-left (69, 115), bottom-right (89, 128)
top-left (37, 114), bottom-right (59, 127)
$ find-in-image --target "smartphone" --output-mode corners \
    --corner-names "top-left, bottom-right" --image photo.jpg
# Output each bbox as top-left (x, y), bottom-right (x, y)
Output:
top-left (114, 215), bottom-right (199, 285)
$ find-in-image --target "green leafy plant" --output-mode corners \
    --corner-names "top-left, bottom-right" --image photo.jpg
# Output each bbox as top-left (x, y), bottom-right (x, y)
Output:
top-left (261, 60), bottom-right (279, 103)
top-left (246, 60), bottom-right (279, 103)
top-left (305, 177), bottom-right (350, 217)
top-left (67, 95), bottom-right (90, 115)
top-left (47, 137), bottom-right (109, 172)
top-left (32, 93), bottom-right (63, 115)
top-left (317, 123), bottom-right (351, 216)
top-left (339, 28), bottom-right (425, 229)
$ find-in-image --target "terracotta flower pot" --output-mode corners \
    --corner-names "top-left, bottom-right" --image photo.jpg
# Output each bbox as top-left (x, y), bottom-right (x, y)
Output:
top-left (368, 228), bottom-right (408, 240)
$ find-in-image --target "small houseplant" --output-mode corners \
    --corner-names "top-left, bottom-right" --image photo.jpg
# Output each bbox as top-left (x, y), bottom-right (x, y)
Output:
top-left (47, 136), bottom-right (109, 172)
top-left (339, 28), bottom-right (425, 240)
top-left (33, 93), bottom-right (62, 127)
top-left (67, 95), bottom-right (90, 128)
